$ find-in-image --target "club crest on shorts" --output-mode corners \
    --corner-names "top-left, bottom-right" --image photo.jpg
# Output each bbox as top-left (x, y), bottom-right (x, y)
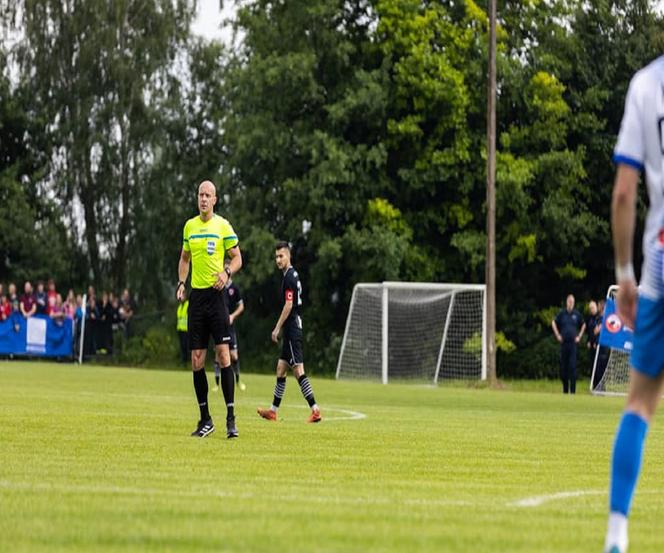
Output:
top-left (207, 240), bottom-right (216, 255)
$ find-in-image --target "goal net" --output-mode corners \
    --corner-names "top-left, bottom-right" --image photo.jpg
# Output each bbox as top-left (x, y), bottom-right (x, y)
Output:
top-left (590, 285), bottom-right (633, 396)
top-left (336, 282), bottom-right (486, 384)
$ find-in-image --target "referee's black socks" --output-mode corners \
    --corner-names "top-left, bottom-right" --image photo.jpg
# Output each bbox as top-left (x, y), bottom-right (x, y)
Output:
top-left (193, 368), bottom-right (211, 421)
top-left (220, 365), bottom-right (235, 420)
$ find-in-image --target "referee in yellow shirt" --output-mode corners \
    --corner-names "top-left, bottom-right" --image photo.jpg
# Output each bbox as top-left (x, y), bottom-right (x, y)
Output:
top-left (176, 180), bottom-right (243, 438)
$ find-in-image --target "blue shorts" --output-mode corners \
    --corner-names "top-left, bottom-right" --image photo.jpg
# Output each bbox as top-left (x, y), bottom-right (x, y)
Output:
top-left (631, 295), bottom-right (664, 378)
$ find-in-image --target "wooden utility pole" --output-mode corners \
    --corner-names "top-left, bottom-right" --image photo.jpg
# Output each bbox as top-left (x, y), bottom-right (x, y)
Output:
top-left (486, 0), bottom-right (497, 385)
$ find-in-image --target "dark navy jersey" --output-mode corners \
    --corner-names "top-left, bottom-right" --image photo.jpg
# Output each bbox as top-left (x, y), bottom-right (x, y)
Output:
top-left (281, 266), bottom-right (302, 331)
top-left (555, 309), bottom-right (584, 343)
top-left (224, 282), bottom-right (243, 320)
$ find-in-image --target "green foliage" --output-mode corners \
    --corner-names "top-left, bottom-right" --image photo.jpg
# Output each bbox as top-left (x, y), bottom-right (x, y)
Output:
top-left (537, 306), bottom-right (561, 328)
top-left (3, 0), bottom-right (664, 377)
top-left (113, 325), bottom-right (179, 367)
top-left (555, 263), bottom-right (588, 281)
top-left (464, 330), bottom-right (515, 360)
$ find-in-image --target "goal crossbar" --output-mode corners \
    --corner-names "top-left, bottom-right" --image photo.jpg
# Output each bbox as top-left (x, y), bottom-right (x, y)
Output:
top-left (336, 282), bottom-right (487, 384)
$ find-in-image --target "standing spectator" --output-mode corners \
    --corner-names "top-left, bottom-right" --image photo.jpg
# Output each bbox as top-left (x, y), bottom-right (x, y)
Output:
top-left (35, 281), bottom-right (48, 315)
top-left (586, 300), bottom-right (601, 356)
top-left (176, 288), bottom-right (189, 367)
top-left (49, 294), bottom-right (66, 326)
top-left (46, 278), bottom-right (57, 315)
top-left (8, 283), bottom-right (20, 332)
top-left (46, 278), bottom-right (57, 303)
top-left (119, 288), bottom-right (135, 336)
top-left (8, 283), bottom-right (19, 313)
top-left (110, 294), bottom-right (121, 330)
top-left (47, 293), bottom-right (57, 316)
top-left (594, 299), bottom-right (610, 389)
top-left (84, 295), bottom-right (100, 355)
top-left (20, 281), bottom-right (37, 319)
top-left (64, 289), bottom-right (76, 319)
top-left (0, 293), bottom-right (10, 322)
top-left (99, 291), bottom-right (114, 354)
top-left (551, 294), bottom-right (586, 394)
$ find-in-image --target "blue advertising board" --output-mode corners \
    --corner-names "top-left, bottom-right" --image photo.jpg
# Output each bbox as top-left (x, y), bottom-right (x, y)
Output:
top-left (598, 297), bottom-right (633, 353)
top-left (0, 314), bottom-right (74, 357)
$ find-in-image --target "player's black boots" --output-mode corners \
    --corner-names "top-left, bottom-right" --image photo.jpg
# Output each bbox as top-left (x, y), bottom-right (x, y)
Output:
top-left (226, 417), bottom-right (238, 439)
top-left (191, 419), bottom-right (215, 438)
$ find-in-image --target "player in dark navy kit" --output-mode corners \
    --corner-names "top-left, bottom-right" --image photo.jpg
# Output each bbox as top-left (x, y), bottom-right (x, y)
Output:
top-left (214, 261), bottom-right (246, 391)
top-left (551, 294), bottom-right (586, 394)
top-left (257, 242), bottom-right (321, 423)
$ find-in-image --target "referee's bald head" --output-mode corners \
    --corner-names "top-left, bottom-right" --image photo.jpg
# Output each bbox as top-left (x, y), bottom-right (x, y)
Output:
top-left (199, 180), bottom-right (216, 195)
top-left (197, 180), bottom-right (217, 217)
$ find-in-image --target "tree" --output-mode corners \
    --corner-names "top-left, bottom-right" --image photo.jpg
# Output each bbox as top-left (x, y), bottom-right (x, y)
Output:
top-left (0, 49), bottom-right (77, 285)
top-left (5, 0), bottom-right (194, 294)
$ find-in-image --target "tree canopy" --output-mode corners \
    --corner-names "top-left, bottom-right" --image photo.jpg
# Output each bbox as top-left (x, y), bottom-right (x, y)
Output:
top-left (2, 0), bottom-right (663, 375)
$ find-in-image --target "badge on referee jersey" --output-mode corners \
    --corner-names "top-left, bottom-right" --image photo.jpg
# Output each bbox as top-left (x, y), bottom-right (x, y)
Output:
top-left (207, 240), bottom-right (216, 255)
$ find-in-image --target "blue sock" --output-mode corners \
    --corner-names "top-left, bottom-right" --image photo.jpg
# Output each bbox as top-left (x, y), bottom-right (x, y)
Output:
top-left (610, 412), bottom-right (649, 515)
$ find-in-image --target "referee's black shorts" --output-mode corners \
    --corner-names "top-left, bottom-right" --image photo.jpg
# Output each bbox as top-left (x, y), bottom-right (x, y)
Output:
top-left (280, 328), bottom-right (304, 367)
top-left (188, 287), bottom-right (231, 350)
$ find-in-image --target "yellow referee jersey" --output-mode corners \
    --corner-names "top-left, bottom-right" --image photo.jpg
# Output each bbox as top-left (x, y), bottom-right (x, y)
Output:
top-left (182, 214), bottom-right (239, 289)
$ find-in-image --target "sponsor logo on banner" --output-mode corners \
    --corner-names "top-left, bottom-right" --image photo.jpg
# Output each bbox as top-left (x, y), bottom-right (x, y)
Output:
top-left (598, 297), bottom-right (633, 353)
top-left (605, 314), bottom-right (622, 333)
top-left (26, 317), bottom-right (47, 354)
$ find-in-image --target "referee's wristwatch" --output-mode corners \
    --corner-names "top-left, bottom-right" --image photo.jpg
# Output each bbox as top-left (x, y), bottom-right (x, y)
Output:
top-left (224, 267), bottom-right (232, 278)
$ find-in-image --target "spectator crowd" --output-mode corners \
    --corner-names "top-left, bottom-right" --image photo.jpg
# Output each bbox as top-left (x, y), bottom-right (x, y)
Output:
top-left (0, 279), bottom-right (137, 356)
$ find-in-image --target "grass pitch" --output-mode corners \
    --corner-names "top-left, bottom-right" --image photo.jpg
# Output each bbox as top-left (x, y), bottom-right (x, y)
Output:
top-left (2, 361), bottom-right (664, 552)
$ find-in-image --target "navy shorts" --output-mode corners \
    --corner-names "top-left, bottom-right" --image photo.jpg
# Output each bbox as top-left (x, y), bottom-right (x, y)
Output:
top-left (280, 330), bottom-right (303, 367)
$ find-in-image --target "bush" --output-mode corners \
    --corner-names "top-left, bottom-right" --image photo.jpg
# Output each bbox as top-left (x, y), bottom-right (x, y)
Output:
top-left (112, 325), bottom-right (180, 368)
top-left (499, 333), bottom-right (596, 379)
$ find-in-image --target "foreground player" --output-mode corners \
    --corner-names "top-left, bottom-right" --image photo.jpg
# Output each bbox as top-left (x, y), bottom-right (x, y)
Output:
top-left (177, 180), bottom-right (242, 439)
top-left (214, 261), bottom-right (246, 391)
top-left (257, 242), bottom-right (321, 423)
top-left (604, 56), bottom-right (664, 553)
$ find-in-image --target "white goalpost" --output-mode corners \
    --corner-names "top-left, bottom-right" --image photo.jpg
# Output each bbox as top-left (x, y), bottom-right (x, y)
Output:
top-left (336, 282), bottom-right (487, 384)
top-left (590, 285), bottom-right (632, 396)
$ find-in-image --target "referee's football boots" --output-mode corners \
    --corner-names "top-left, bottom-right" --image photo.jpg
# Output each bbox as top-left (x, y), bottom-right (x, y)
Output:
top-left (191, 419), bottom-right (215, 438)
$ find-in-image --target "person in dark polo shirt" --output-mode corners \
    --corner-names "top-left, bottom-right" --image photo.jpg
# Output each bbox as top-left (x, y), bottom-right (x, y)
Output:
top-left (552, 294), bottom-right (586, 394)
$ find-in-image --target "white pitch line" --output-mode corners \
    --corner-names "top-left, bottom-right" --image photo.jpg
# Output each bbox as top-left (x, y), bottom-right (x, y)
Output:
top-left (508, 490), bottom-right (605, 508)
top-left (0, 480), bottom-right (468, 508)
top-left (287, 404), bottom-right (367, 421)
top-left (12, 389), bottom-right (368, 422)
